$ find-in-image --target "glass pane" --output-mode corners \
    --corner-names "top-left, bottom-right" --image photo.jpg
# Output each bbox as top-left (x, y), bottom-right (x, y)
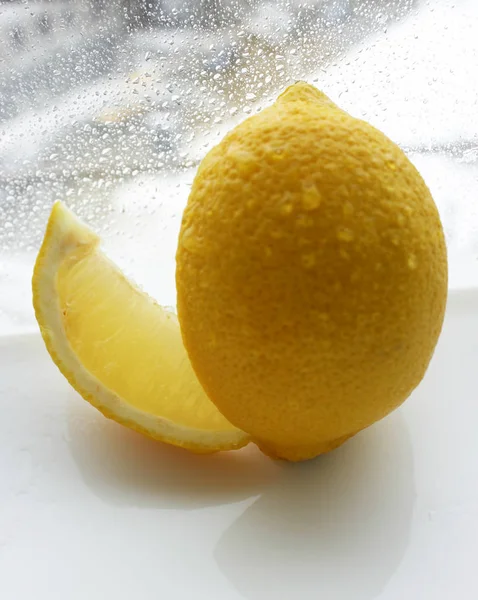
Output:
top-left (1, 0), bottom-right (476, 335)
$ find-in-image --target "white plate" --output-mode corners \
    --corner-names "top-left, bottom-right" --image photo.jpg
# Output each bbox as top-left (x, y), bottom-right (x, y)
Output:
top-left (1, 289), bottom-right (477, 599)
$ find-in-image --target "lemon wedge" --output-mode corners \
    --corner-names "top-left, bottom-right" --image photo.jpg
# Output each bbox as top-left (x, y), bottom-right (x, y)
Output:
top-left (32, 202), bottom-right (249, 453)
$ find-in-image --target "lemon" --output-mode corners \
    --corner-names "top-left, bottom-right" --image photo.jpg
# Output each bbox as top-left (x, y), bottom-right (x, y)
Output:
top-left (32, 202), bottom-right (249, 453)
top-left (176, 81), bottom-right (448, 461)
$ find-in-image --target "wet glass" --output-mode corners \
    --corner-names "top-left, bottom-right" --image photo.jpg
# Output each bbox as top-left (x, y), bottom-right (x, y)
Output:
top-left (1, 0), bottom-right (477, 334)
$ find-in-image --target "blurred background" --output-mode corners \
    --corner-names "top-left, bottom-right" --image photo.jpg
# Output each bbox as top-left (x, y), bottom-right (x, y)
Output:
top-left (1, 0), bottom-right (477, 334)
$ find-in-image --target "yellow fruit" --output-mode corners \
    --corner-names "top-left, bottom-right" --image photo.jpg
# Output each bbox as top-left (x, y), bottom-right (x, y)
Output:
top-left (176, 81), bottom-right (448, 461)
top-left (32, 202), bottom-right (249, 453)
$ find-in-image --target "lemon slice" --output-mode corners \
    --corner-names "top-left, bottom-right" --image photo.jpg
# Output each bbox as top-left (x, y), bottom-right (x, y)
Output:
top-left (32, 202), bottom-right (249, 453)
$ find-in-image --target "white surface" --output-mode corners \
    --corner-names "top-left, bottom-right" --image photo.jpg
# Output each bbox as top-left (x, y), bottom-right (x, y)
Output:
top-left (1, 289), bottom-right (477, 599)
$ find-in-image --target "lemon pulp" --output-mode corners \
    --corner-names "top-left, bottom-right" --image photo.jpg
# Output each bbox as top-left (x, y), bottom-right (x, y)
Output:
top-left (33, 202), bottom-right (249, 453)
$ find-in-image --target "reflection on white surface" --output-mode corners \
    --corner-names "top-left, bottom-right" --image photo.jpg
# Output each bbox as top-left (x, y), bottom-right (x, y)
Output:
top-left (68, 401), bottom-right (276, 510)
top-left (1, 291), bottom-right (478, 598)
top-left (216, 415), bottom-right (415, 600)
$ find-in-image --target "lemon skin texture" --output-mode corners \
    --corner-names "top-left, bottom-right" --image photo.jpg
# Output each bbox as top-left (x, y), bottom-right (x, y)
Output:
top-left (176, 82), bottom-right (448, 461)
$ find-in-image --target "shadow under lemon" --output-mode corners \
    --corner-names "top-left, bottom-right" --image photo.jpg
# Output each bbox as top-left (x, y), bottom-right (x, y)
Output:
top-left (67, 387), bottom-right (415, 599)
top-left (215, 411), bottom-right (415, 600)
top-left (67, 394), bottom-right (280, 509)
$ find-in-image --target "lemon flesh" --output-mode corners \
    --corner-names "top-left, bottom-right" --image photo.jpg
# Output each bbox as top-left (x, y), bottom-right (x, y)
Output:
top-left (33, 202), bottom-right (249, 453)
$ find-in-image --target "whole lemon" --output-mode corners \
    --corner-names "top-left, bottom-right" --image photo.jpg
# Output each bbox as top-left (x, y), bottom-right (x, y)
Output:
top-left (176, 82), bottom-right (447, 461)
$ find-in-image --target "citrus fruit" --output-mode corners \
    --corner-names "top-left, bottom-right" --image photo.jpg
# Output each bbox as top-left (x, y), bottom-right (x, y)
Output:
top-left (32, 201), bottom-right (249, 453)
top-left (176, 81), bottom-right (448, 461)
